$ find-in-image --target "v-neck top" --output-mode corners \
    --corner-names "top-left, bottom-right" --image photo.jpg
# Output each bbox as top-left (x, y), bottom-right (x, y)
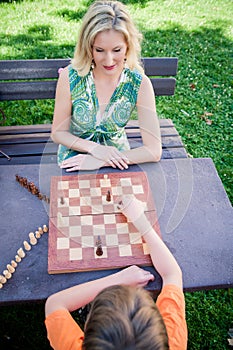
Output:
top-left (57, 65), bottom-right (143, 165)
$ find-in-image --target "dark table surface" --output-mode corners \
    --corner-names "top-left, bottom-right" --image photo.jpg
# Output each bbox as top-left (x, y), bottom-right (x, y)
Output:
top-left (0, 158), bottom-right (232, 305)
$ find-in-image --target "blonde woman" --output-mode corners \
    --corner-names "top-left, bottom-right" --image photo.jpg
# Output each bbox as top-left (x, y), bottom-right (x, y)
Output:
top-left (51, 1), bottom-right (162, 171)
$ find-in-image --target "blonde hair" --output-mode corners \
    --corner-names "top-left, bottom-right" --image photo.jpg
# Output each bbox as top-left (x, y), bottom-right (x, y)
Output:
top-left (82, 285), bottom-right (168, 350)
top-left (72, 1), bottom-right (144, 76)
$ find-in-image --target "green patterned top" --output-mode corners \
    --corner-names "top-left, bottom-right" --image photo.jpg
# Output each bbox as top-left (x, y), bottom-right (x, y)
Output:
top-left (57, 65), bottom-right (142, 164)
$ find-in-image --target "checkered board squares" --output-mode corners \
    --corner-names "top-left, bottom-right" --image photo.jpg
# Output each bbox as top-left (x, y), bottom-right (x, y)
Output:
top-left (48, 171), bottom-right (161, 274)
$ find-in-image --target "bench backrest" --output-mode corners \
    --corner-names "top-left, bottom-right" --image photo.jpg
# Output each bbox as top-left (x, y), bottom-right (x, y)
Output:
top-left (0, 58), bottom-right (178, 101)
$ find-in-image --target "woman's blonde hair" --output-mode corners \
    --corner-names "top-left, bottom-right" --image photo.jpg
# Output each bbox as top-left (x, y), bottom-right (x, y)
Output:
top-left (72, 1), bottom-right (144, 76)
top-left (82, 285), bottom-right (168, 350)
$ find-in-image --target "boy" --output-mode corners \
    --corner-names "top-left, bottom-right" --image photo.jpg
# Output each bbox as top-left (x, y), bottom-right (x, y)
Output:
top-left (45, 195), bottom-right (187, 349)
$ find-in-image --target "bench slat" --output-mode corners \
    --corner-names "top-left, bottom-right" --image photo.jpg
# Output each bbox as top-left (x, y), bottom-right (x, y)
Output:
top-left (142, 57), bottom-right (178, 76)
top-left (0, 119), bottom-right (175, 135)
top-left (0, 81), bottom-right (57, 100)
top-left (0, 58), bottom-right (177, 80)
top-left (0, 78), bottom-right (176, 100)
top-left (0, 59), bottom-right (70, 80)
top-left (0, 127), bottom-right (179, 144)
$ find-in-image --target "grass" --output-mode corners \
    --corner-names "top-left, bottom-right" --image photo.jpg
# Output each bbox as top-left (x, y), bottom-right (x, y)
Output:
top-left (0, 0), bottom-right (232, 349)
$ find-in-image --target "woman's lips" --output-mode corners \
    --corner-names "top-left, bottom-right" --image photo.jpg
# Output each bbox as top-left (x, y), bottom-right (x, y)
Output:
top-left (103, 65), bottom-right (116, 70)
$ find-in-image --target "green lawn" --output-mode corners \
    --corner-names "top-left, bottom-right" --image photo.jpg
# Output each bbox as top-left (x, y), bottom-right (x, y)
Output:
top-left (0, 0), bottom-right (232, 349)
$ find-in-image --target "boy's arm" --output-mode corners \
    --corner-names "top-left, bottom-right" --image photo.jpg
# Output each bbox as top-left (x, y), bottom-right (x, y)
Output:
top-left (45, 265), bottom-right (154, 317)
top-left (118, 196), bottom-right (183, 289)
top-left (45, 195), bottom-right (182, 317)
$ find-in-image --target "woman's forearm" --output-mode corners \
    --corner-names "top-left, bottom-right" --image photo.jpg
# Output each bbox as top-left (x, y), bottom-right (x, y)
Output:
top-left (51, 130), bottom-right (97, 154)
top-left (123, 144), bottom-right (162, 164)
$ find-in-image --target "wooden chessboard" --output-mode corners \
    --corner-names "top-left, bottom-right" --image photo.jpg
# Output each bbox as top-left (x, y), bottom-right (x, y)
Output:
top-left (48, 171), bottom-right (161, 274)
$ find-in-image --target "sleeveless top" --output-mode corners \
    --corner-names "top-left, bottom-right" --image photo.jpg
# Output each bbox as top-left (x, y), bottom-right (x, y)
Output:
top-left (57, 65), bottom-right (143, 165)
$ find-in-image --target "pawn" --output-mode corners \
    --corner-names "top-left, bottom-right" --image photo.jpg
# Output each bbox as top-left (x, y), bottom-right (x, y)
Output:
top-left (3, 270), bottom-right (12, 279)
top-left (38, 193), bottom-right (43, 200)
top-left (11, 260), bottom-right (17, 268)
top-left (15, 255), bottom-right (22, 263)
top-left (23, 240), bottom-right (31, 251)
top-left (29, 232), bottom-right (34, 239)
top-left (43, 224), bottom-right (48, 233)
top-left (106, 190), bottom-right (111, 202)
top-left (38, 227), bottom-right (43, 234)
top-left (29, 233), bottom-right (37, 246)
top-left (7, 264), bottom-right (15, 274)
top-left (35, 231), bottom-right (41, 239)
top-left (0, 275), bottom-right (7, 284)
top-left (96, 245), bottom-right (103, 256)
top-left (17, 248), bottom-right (26, 258)
top-left (96, 236), bottom-right (103, 256)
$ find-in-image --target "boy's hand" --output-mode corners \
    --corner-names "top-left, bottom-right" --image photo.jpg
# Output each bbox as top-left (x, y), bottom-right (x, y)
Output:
top-left (117, 265), bottom-right (154, 287)
top-left (117, 195), bottom-right (152, 235)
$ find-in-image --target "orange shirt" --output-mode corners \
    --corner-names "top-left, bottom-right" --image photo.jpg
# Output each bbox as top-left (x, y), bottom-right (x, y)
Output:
top-left (45, 284), bottom-right (187, 350)
top-left (157, 284), bottom-right (188, 350)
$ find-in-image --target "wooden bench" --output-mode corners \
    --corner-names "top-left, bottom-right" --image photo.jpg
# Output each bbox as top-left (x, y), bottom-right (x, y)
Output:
top-left (0, 58), bottom-right (188, 164)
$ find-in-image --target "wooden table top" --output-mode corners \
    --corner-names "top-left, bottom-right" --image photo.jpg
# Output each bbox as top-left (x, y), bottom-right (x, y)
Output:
top-left (0, 158), bottom-right (232, 305)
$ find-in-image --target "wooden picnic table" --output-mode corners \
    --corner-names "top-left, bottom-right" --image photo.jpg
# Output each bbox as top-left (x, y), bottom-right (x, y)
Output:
top-left (0, 157), bottom-right (232, 305)
top-left (0, 58), bottom-right (232, 305)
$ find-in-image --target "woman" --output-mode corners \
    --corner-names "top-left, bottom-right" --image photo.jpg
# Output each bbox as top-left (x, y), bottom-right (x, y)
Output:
top-left (51, 1), bottom-right (162, 171)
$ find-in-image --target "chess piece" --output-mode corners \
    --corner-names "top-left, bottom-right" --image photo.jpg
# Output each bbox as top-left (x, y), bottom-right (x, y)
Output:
top-left (35, 231), bottom-right (41, 239)
top-left (3, 270), bottom-right (12, 279)
top-left (0, 275), bottom-right (7, 284)
top-left (103, 174), bottom-right (109, 186)
top-left (23, 240), bottom-right (32, 251)
top-left (60, 196), bottom-right (65, 205)
top-left (106, 190), bottom-right (111, 202)
top-left (15, 255), bottom-right (22, 263)
top-left (11, 260), bottom-right (17, 268)
top-left (96, 236), bottom-right (103, 256)
top-left (43, 224), bottom-right (48, 233)
top-left (29, 232), bottom-right (37, 245)
top-left (7, 264), bottom-right (15, 274)
top-left (38, 227), bottom-right (43, 234)
top-left (17, 248), bottom-right (25, 258)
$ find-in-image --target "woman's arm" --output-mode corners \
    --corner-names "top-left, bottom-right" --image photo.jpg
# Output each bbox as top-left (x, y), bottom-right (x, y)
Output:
top-left (123, 75), bottom-right (162, 164)
top-left (51, 67), bottom-right (98, 154)
top-left (51, 68), bottom-right (129, 170)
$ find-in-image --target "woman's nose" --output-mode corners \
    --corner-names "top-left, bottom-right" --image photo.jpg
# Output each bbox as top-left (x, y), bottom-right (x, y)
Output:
top-left (105, 52), bottom-right (114, 65)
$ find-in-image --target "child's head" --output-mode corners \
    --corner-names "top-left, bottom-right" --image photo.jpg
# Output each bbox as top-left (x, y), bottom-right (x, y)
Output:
top-left (82, 284), bottom-right (168, 350)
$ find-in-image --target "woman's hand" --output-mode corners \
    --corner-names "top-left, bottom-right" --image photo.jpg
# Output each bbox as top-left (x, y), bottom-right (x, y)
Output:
top-left (60, 154), bottom-right (106, 171)
top-left (90, 144), bottom-right (129, 170)
top-left (60, 147), bottom-right (130, 171)
top-left (117, 265), bottom-right (154, 287)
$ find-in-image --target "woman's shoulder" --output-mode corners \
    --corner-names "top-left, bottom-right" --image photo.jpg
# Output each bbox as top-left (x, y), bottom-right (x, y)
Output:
top-left (124, 68), bottom-right (144, 88)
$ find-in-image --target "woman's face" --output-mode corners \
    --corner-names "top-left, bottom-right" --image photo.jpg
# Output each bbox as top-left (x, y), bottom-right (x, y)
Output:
top-left (92, 29), bottom-right (127, 77)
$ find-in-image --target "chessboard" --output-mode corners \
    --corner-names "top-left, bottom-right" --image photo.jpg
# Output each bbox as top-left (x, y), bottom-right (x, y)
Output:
top-left (48, 171), bottom-right (161, 274)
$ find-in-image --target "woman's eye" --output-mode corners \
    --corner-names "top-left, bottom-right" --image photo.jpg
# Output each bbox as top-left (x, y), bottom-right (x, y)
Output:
top-left (95, 48), bottom-right (103, 52)
top-left (114, 48), bottom-right (121, 52)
